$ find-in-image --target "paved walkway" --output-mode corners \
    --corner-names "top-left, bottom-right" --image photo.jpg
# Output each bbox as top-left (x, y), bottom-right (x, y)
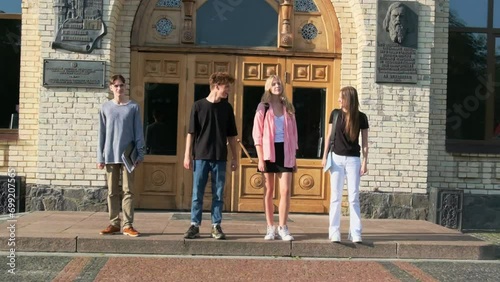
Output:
top-left (2, 253), bottom-right (500, 282)
top-left (0, 211), bottom-right (498, 260)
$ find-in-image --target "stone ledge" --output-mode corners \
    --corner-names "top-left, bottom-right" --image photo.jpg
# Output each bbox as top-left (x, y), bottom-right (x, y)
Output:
top-left (7, 234), bottom-right (497, 260)
top-left (291, 241), bottom-right (398, 258)
top-left (0, 235), bottom-right (76, 253)
top-left (397, 241), bottom-right (496, 260)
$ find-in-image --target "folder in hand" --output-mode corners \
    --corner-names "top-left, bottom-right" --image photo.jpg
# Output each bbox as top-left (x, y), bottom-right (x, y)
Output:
top-left (121, 142), bottom-right (138, 173)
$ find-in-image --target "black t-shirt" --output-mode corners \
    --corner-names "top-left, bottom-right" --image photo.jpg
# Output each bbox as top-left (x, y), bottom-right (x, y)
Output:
top-left (329, 110), bottom-right (369, 157)
top-left (188, 99), bottom-right (238, 160)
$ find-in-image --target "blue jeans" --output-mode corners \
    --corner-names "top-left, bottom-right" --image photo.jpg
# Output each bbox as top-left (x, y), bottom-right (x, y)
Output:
top-left (191, 160), bottom-right (227, 225)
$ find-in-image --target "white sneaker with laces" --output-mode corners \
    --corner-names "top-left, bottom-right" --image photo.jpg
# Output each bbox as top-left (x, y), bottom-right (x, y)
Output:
top-left (264, 225), bottom-right (276, 240)
top-left (278, 225), bottom-right (294, 241)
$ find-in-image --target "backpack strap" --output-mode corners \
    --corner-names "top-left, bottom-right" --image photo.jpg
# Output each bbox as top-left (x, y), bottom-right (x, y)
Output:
top-left (263, 103), bottom-right (270, 121)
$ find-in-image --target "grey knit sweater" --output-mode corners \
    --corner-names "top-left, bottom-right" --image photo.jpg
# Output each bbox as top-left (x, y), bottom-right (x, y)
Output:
top-left (97, 100), bottom-right (145, 164)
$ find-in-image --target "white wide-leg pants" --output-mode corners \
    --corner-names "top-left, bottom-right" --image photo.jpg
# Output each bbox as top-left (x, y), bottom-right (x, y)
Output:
top-left (326, 152), bottom-right (362, 239)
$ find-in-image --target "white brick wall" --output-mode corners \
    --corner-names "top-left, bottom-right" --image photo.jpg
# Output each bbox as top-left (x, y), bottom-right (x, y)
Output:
top-left (2, 0), bottom-right (497, 196)
top-left (332, 0), bottom-right (433, 193)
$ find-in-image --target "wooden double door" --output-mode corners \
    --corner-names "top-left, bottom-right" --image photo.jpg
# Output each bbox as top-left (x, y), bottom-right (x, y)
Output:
top-left (131, 52), bottom-right (339, 213)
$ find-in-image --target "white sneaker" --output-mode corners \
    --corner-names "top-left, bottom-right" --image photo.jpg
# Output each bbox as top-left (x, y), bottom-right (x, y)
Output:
top-left (330, 232), bottom-right (341, 243)
top-left (277, 225), bottom-right (294, 241)
top-left (264, 225), bottom-right (276, 240)
top-left (348, 233), bottom-right (362, 243)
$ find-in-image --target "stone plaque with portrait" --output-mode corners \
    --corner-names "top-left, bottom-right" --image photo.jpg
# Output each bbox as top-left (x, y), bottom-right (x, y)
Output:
top-left (376, 1), bottom-right (419, 84)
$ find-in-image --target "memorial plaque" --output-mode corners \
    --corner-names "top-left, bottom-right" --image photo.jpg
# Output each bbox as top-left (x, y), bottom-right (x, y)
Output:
top-left (52, 0), bottom-right (107, 53)
top-left (376, 1), bottom-right (419, 84)
top-left (43, 59), bottom-right (106, 88)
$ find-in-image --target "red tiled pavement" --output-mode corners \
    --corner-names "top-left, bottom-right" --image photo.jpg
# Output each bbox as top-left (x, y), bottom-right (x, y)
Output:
top-left (95, 258), bottom-right (400, 282)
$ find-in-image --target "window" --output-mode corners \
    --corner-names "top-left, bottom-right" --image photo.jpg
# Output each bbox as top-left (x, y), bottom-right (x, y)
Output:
top-left (0, 13), bottom-right (21, 140)
top-left (0, 1), bottom-right (21, 14)
top-left (196, 0), bottom-right (277, 47)
top-left (447, 0), bottom-right (500, 153)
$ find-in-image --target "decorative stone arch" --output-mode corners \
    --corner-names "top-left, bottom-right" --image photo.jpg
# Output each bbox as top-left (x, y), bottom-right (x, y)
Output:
top-left (106, 0), bottom-right (143, 80)
top-left (130, 0), bottom-right (342, 55)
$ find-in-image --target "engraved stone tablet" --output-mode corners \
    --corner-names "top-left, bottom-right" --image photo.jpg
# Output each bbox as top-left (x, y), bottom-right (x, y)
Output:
top-left (43, 59), bottom-right (106, 88)
top-left (376, 1), bottom-right (419, 84)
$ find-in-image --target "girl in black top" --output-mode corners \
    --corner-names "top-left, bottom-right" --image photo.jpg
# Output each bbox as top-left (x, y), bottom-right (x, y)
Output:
top-left (321, 86), bottom-right (369, 243)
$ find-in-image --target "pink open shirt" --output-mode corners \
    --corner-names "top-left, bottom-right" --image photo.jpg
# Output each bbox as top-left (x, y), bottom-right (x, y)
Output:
top-left (252, 102), bottom-right (298, 168)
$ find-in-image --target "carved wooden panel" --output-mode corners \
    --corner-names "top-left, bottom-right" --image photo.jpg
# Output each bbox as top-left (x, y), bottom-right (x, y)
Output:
top-left (292, 64), bottom-right (310, 81)
top-left (238, 165), bottom-right (267, 211)
top-left (263, 63), bottom-right (279, 79)
top-left (164, 60), bottom-right (180, 77)
top-left (145, 60), bottom-right (162, 76)
top-left (291, 63), bottom-right (329, 82)
top-left (143, 163), bottom-right (176, 194)
top-left (240, 165), bottom-right (265, 198)
top-left (312, 64), bottom-right (328, 82)
top-left (195, 61), bottom-right (211, 78)
top-left (144, 60), bottom-right (180, 77)
top-left (214, 61), bottom-right (230, 73)
top-left (243, 62), bottom-right (281, 80)
top-left (292, 168), bottom-right (324, 198)
top-left (243, 63), bottom-right (261, 80)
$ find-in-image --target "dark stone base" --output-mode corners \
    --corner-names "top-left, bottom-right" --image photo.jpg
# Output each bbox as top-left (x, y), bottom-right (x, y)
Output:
top-left (358, 191), bottom-right (429, 220)
top-left (462, 194), bottom-right (500, 230)
top-left (26, 184), bottom-right (107, 212)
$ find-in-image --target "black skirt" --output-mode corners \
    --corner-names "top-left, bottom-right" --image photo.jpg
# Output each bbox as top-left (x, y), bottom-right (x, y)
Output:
top-left (258, 142), bottom-right (293, 173)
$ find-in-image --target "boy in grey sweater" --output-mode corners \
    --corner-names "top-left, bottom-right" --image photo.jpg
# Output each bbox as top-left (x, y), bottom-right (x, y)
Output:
top-left (97, 74), bottom-right (145, 237)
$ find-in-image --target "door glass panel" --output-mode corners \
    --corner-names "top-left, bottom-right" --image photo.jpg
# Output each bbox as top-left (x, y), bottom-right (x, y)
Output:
top-left (293, 88), bottom-right (326, 159)
top-left (196, 0), bottom-right (277, 47)
top-left (195, 84), bottom-right (210, 101)
top-left (144, 83), bottom-right (179, 155)
top-left (241, 86), bottom-right (264, 158)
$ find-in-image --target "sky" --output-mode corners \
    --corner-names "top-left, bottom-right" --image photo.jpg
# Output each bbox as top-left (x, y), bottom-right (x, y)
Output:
top-left (0, 0), bottom-right (21, 14)
top-left (450, 0), bottom-right (500, 28)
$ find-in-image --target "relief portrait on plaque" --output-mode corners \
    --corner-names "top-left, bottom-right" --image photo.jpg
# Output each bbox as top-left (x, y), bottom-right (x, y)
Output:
top-left (382, 1), bottom-right (418, 48)
top-left (52, 0), bottom-right (107, 53)
top-left (376, 1), bottom-right (419, 84)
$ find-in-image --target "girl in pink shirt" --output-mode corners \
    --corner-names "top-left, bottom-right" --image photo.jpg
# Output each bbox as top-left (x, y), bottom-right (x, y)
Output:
top-left (252, 75), bottom-right (298, 241)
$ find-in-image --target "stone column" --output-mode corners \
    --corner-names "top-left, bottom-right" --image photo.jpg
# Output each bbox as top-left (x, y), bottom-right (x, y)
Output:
top-left (279, 0), bottom-right (293, 48)
top-left (181, 0), bottom-right (195, 44)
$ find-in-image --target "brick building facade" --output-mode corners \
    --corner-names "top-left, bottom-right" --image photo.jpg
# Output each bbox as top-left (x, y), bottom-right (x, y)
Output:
top-left (0, 0), bottom-right (498, 230)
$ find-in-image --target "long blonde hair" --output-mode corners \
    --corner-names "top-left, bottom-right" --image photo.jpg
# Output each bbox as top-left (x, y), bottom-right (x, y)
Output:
top-left (261, 75), bottom-right (295, 114)
top-left (340, 86), bottom-right (360, 141)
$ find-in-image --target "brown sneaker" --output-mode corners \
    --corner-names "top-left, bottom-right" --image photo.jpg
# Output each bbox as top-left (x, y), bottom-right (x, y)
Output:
top-left (99, 225), bottom-right (120, 235)
top-left (123, 226), bottom-right (140, 237)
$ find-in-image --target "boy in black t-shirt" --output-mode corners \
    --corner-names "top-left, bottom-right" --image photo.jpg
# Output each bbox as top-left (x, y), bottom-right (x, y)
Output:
top-left (183, 72), bottom-right (238, 240)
